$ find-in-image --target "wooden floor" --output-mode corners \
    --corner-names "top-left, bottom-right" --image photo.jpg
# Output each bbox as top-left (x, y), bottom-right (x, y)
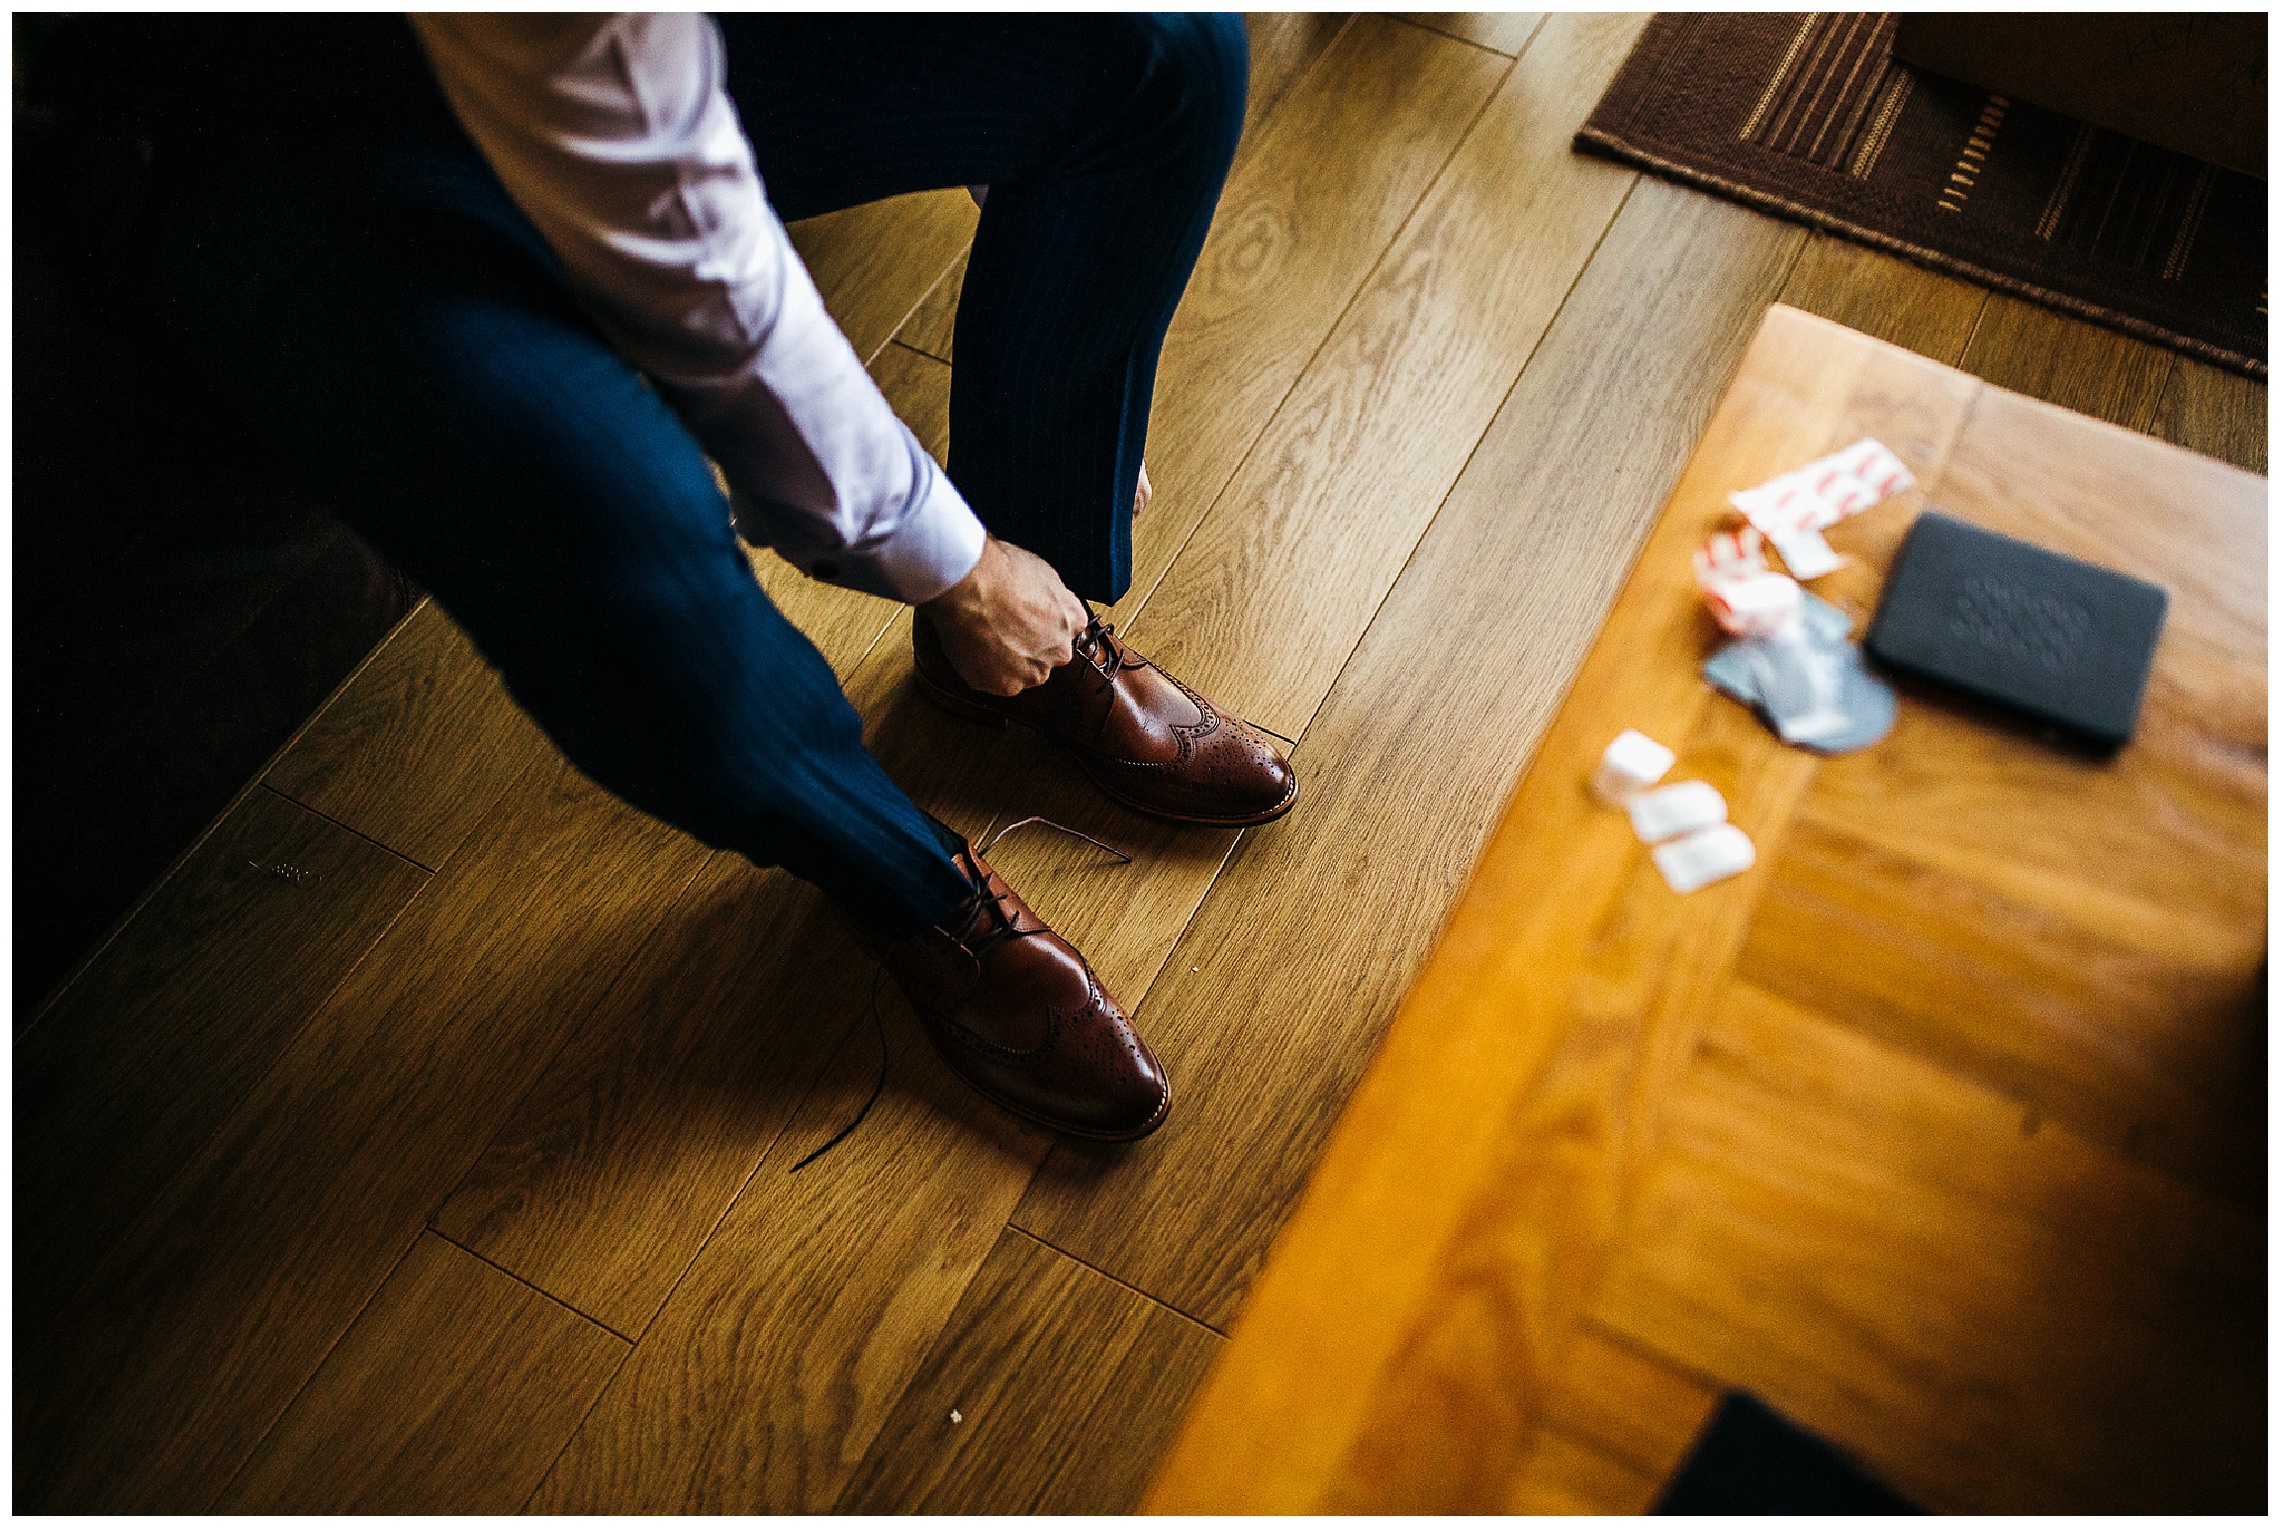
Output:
top-left (17, 15), bottom-right (2266, 1514)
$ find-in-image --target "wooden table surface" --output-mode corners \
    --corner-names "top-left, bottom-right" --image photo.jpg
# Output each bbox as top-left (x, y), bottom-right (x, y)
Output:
top-left (1142, 304), bottom-right (2268, 1514)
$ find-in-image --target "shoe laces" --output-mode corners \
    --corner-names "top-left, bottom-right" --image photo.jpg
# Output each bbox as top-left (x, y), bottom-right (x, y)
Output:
top-left (1072, 618), bottom-right (1133, 684)
top-left (944, 817), bottom-right (1134, 960)
top-left (947, 858), bottom-right (1039, 961)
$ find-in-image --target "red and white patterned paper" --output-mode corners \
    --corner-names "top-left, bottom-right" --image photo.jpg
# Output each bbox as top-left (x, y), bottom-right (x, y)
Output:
top-left (1726, 437), bottom-right (1915, 579)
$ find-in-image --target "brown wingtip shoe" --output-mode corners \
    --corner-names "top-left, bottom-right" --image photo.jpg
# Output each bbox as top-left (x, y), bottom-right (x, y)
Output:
top-left (861, 842), bottom-right (1170, 1141)
top-left (913, 613), bottom-right (1299, 828)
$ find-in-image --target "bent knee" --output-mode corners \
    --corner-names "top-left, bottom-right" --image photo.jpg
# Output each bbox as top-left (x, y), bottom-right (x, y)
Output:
top-left (1115, 13), bottom-right (1248, 167)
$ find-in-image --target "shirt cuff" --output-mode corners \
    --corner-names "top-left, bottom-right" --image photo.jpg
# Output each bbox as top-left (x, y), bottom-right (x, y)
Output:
top-left (859, 451), bottom-right (988, 604)
top-left (744, 428), bottom-right (986, 605)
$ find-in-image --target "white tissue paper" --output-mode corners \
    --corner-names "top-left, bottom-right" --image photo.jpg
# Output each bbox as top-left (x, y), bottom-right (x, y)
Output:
top-left (1625, 780), bottom-right (1728, 844)
top-left (1651, 823), bottom-right (1757, 893)
top-left (1591, 729), bottom-right (1676, 806)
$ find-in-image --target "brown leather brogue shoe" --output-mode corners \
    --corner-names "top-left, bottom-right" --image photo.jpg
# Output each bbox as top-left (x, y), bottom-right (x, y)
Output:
top-left (863, 841), bottom-right (1170, 1141)
top-left (913, 613), bottom-right (1299, 827)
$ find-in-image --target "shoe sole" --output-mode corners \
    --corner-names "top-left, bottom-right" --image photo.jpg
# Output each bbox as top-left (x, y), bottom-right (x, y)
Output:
top-left (990, 1072), bottom-right (1174, 1142)
top-left (919, 1006), bottom-right (1175, 1141)
top-left (913, 667), bottom-right (1302, 829)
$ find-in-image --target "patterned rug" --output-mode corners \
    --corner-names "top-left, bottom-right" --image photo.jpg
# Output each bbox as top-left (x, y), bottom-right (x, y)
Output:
top-left (1578, 13), bottom-right (2266, 377)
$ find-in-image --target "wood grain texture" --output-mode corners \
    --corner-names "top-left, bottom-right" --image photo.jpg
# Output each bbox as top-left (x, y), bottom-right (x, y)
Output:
top-left (784, 189), bottom-right (978, 367)
top-left (1324, 693), bottom-right (1825, 1513)
top-left (1027, 184), bottom-right (1805, 1346)
top-left (20, 752), bottom-right (711, 1512)
top-left (1145, 308), bottom-right (2263, 1515)
top-left (1394, 11), bottom-right (1544, 54)
top-left (836, 1229), bottom-right (1223, 1513)
top-left (894, 248), bottom-right (964, 365)
top-left (1530, 1321), bottom-right (1722, 1493)
top-left (1776, 233), bottom-right (1986, 364)
top-left (418, 36), bottom-right (1523, 1403)
top-left (1503, 1428), bottom-right (1668, 1515)
top-left (1957, 294), bottom-right (2175, 432)
top-left (432, 856), bottom-right (867, 1337)
top-left (1593, 981), bottom-right (2264, 1512)
top-left (527, 1009), bottom-right (1053, 1513)
top-left (1138, 306), bottom-right (1975, 1511)
top-left (1741, 381), bottom-right (2268, 1199)
top-left (217, 1232), bottom-right (626, 1513)
top-left (774, 17), bottom-right (1528, 1026)
top-left (264, 598), bottom-right (551, 869)
top-left (15, 786), bottom-right (427, 1322)
top-left (1105, 15), bottom-right (1510, 630)
top-left (1241, 12), bottom-right (1356, 137)
top-left (1127, 11), bottom-right (1643, 739)
top-left (2151, 355), bottom-right (2268, 474)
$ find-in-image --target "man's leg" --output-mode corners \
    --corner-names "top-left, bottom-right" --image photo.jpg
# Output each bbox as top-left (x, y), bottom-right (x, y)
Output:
top-left (718, 16), bottom-right (1295, 832)
top-left (147, 123), bottom-right (975, 935)
top-left (719, 15), bottom-right (1249, 602)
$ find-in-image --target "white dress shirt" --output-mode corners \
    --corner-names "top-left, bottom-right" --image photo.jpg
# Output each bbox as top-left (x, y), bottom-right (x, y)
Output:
top-left (412, 12), bottom-right (987, 603)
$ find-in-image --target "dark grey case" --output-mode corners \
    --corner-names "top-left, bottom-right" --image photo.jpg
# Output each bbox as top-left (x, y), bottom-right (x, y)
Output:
top-left (1863, 511), bottom-right (2168, 750)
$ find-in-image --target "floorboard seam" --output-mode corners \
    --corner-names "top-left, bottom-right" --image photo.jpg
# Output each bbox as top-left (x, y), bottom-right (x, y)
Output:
top-left (391, 751), bottom-right (727, 1361)
top-left (886, 264), bottom-right (964, 363)
top-left (1270, 13), bottom-right (1361, 115)
top-left (1387, 11), bottom-right (1549, 58)
top-left (35, 833), bottom-right (442, 1340)
top-left (426, 1226), bottom-right (641, 1345)
top-left (1117, 41), bottom-right (1523, 629)
top-left (830, 604), bottom-right (906, 692)
top-left (30, 593), bottom-right (443, 1028)
top-left (1000, 1222), bottom-right (1230, 1339)
top-left (252, 781), bottom-right (441, 875)
top-left (517, 1324), bottom-right (642, 1513)
top-left (205, 1227), bottom-right (429, 1512)
top-left (862, 244), bottom-right (970, 369)
top-left (599, 985), bottom-right (881, 1350)
top-left (1272, 168), bottom-right (1648, 759)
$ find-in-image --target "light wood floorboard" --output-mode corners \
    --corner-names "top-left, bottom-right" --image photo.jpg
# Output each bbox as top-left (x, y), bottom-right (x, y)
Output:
top-left (414, 19), bottom-right (1480, 1357)
top-left (1015, 177), bottom-right (1804, 1332)
top-left (485, 26), bottom-right (1525, 1501)
top-left (835, 1228), bottom-right (1223, 1513)
top-left (783, 189), bottom-right (978, 368)
top-left (888, 13), bottom-right (1365, 370)
top-left (1591, 982), bottom-right (2264, 1512)
top-left (1958, 293), bottom-right (2177, 433)
top-left (215, 1231), bottom-right (627, 1514)
top-left (525, 1009), bottom-right (1053, 1512)
top-left (14, 787), bottom-right (427, 1320)
top-left (261, 600), bottom-right (550, 869)
top-left (1394, 10), bottom-right (1544, 55)
top-left (1774, 233), bottom-right (1987, 365)
top-left (2152, 354), bottom-right (2268, 473)
top-left (1107, 15), bottom-right (1511, 630)
top-left (1127, 11), bottom-right (1643, 740)
top-left (19, 10), bottom-right (2267, 1515)
top-left (18, 754), bottom-right (711, 1512)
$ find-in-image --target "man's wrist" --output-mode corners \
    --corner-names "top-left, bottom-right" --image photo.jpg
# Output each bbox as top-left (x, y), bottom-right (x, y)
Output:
top-left (919, 535), bottom-right (996, 621)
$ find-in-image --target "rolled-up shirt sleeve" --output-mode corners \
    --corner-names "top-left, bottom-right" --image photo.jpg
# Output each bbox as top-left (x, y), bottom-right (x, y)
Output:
top-left (411, 12), bottom-right (986, 603)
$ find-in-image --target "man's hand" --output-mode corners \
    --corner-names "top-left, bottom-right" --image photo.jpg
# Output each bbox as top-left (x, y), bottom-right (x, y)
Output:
top-left (919, 535), bottom-right (1088, 696)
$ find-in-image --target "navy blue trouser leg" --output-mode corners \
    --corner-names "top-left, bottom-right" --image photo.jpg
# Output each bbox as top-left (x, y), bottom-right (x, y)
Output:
top-left (723, 14), bottom-right (1248, 602)
top-left (151, 138), bottom-right (976, 931)
top-left (140, 16), bottom-right (1246, 931)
